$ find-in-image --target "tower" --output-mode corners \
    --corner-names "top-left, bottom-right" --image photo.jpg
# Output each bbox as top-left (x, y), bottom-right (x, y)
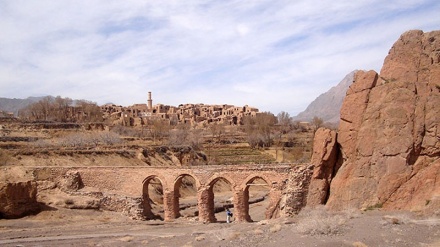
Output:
top-left (148, 92), bottom-right (153, 110)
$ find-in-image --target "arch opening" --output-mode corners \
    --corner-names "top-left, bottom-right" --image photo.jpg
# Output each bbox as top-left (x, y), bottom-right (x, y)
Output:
top-left (210, 177), bottom-right (233, 223)
top-left (142, 176), bottom-right (164, 220)
top-left (245, 177), bottom-right (270, 222)
top-left (174, 174), bottom-right (198, 219)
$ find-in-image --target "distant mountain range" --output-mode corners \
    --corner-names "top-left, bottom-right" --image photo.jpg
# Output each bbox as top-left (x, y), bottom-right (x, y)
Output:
top-left (0, 96), bottom-right (47, 115)
top-left (293, 70), bottom-right (357, 123)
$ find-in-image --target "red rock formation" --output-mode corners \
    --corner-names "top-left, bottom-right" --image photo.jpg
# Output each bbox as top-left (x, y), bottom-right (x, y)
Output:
top-left (306, 128), bottom-right (339, 206)
top-left (325, 30), bottom-right (440, 211)
top-left (0, 181), bottom-right (40, 218)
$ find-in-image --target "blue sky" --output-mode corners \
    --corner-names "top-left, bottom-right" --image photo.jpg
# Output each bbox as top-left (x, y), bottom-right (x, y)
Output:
top-left (0, 1), bottom-right (439, 115)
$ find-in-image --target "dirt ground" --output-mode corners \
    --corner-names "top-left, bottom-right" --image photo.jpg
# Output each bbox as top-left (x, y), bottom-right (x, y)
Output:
top-left (1, 207), bottom-right (439, 247)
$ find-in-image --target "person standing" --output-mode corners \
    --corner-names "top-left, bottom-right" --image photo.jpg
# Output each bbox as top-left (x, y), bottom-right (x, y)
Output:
top-left (226, 208), bottom-right (233, 223)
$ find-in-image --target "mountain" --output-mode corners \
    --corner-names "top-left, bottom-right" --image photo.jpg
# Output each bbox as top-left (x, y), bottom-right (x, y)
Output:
top-left (294, 70), bottom-right (357, 123)
top-left (0, 96), bottom-right (47, 116)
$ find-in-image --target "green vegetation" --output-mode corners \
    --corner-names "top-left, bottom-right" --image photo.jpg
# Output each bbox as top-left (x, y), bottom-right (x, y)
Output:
top-left (364, 203), bottom-right (383, 211)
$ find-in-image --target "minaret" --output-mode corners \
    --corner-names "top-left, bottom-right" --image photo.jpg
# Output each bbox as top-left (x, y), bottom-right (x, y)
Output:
top-left (148, 92), bottom-right (153, 110)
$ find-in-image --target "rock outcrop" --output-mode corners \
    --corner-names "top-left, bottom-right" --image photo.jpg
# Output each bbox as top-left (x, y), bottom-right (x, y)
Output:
top-left (57, 170), bottom-right (84, 191)
top-left (306, 128), bottom-right (339, 206)
top-left (323, 30), bottom-right (440, 212)
top-left (0, 181), bottom-right (40, 218)
top-left (281, 164), bottom-right (314, 215)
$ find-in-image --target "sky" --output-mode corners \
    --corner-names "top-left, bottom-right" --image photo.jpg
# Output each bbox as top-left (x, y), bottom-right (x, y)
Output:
top-left (0, 1), bottom-right (439, 115)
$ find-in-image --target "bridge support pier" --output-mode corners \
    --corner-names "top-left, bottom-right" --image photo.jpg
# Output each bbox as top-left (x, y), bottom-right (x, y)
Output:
top-left (197, 186), bottom-right (216, 223)
top-left (142, 193), bottom-right (155, 220)
top-left (163, 190), bottom-right (178, 221)
top-left (233, 189), bottom-right (252, 222)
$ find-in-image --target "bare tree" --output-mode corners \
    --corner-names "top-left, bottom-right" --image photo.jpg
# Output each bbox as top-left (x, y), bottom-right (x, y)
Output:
top-left (38, 96), bottom-right (52, 121)
top-left (77, 100), bottom-right (102, 122)
top-left (311, 116), bottom-right (324, 132)
top-left (19, 96), bottom-right (102, 123)
top-left (277, 111), bottom-right (292, 134)
top-left (243, 112), bottom-right (277, 148)
top-left (98, 131), bottom-right (122, 145)
top-left (188, 128), bottom-right (203, 149)
top-left (168, 124), bottom-right (190, 146)
top-left (54, 96), bottom-right (73, 122)
top-left (209, 122), bottom-right (225, 143)
top-left (149, 118), bottom-right (171, 143)
top-left (20, 96), bottom-right (53, 121)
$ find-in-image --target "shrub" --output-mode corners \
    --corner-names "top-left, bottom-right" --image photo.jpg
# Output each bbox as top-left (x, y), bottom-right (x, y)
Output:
top-left (381, 214), bottom-right (411, 225)
top-left (64, 198), bottom-right (74, 205)
top-left (353, 242), bottom-right (369, 247)
top-left (296, 206), bottom-right (354, 236)
top-left (97, 131), bottom-right (122, 145)
top-left (364, 203), bottom-right (383, 211)
top-left (0, 149), bottom-right (12, 166)
top-left (269, 224), bottom-right (282, 233)
top-left (33, 131), bottom-right (122, 148)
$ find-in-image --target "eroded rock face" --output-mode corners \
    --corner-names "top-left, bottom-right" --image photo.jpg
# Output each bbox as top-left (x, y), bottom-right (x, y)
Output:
top-left (0, 181), bottom-right (40, 218)
top-left (326, 30), bottom-right (440, 211)
top-left (281, 165), bottom-right (313, 215)
top-left (57, 170), bottom-right (84, 191)
top-left (306, 128), bottom-right (339, 206)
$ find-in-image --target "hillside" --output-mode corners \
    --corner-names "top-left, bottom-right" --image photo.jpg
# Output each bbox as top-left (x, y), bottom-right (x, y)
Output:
top-left (294, 70), bottom-right (356, 123)
top-left (0, 96), bottom-right (47, 115)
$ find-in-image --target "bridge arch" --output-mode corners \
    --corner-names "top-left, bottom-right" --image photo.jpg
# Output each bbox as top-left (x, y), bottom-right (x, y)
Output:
top-left (173, 173), bottom-right (200, 219)
top-left (205, 174), bottom-right (237, 189)
top-left (241, 174), bottom-right (272, 190)
top-left (142, 175), bottom-right (167, 220)
top-left (198, 175), bottom-right (235, 222)
top-left (174, 172), bottom-right (201, 189)
top-left (241, 175), bottom-right (272, 222)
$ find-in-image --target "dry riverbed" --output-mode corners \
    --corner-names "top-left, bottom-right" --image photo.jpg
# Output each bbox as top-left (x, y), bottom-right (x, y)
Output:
top-left (1, 207), bottom-right (439, 247)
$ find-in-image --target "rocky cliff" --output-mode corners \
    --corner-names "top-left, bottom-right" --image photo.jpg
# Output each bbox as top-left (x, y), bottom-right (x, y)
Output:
top-left (294, 71), bottom-right (356, 123)
top-left (309, 30), bottom-right (440, 213)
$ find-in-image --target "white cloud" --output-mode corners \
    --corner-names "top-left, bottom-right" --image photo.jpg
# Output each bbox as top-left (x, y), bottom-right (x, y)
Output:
top-left (0, 0), bottom-right (439, 115)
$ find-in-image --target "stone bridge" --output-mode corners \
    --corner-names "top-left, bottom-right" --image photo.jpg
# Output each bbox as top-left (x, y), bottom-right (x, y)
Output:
top-left (32, 164), bottom-right (295, 223)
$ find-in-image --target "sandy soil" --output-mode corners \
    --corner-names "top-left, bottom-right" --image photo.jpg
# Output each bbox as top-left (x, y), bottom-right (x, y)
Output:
top-left (1, 207), bottom-right (439, 247)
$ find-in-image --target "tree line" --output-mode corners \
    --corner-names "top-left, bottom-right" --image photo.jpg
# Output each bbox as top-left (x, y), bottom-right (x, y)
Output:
top-left (19, 96), bottom-right (102, 123)
top-left (112, 111), bottom-right (324, 150)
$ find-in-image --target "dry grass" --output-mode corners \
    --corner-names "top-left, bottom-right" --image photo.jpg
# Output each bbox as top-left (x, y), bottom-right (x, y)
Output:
top-left (212, 229), bottom-right (240, 241)
top-left (195, 235), bottom-right (205, 241)
top-left (269, 224), bottom-right (282, 233)
top-left (295, 206), bottom-right (357, 236)
top-left (352, 241), bottom-right (369, 247)
top-left (381, 213), bottom-right (415, 226)
top-left (253, 228), bottom-right (264, 235)
top-left (119, 236), bottom-right (134, 242)
top-left (0, 149), bottom-right (12, 166)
